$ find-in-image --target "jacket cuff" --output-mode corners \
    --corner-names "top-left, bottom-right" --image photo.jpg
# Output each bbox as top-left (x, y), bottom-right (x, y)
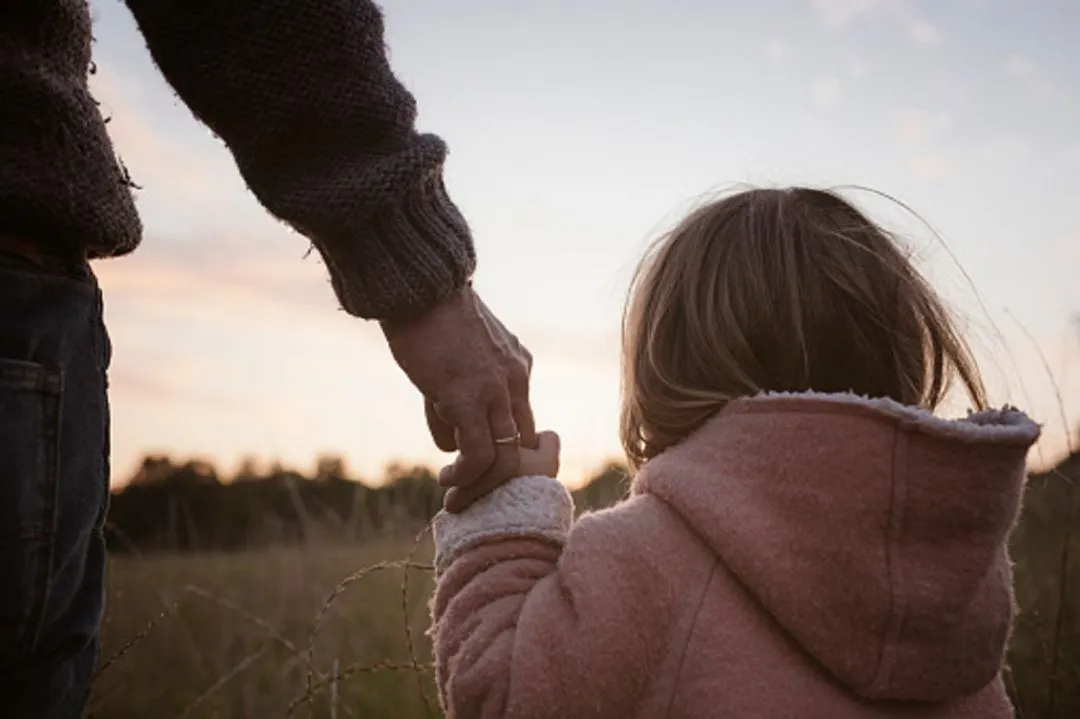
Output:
top-left (433, 475), bottom-right (574, 576)
top-left (317, 174), bottom-right (477, 321)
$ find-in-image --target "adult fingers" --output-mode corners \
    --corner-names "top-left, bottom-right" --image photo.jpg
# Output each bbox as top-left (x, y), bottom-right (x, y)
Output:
top-left (425, 398), bottom-right (457, 452)
top-left (443, 469), bottom-right (507, 513)
top-left (442, 485), bottom-right (466, 513)
top-left (443, 400), bottom-right (520, 512)
top-left (444, 430), bottom-right (561, 514)
top-left (484, 397), bottom-right (522, 487)
top-left (512, 398), bottom-right (537, 451)
top-left (508, 347), bottom-right (536, 449)
top-left (475, 293), bottom-right (535, 448)
top-left (438, 412), bottom-right (518, 491)
top-left (439, 405), bottom-right (495, 488)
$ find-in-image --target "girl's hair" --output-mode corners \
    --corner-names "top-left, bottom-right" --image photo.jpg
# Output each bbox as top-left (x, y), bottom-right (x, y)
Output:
top-left (620, 187), bottom-right (988, 469)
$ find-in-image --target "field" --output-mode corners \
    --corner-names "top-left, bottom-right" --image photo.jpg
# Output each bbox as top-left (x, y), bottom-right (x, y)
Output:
top-left (88, 466), bottom-right (1079, 719)
top-left (90, 532), bottom-right (441, 719)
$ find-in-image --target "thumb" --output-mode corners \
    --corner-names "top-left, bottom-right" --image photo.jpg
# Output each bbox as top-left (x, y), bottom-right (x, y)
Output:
top-left (534, 430), bottom-right (560, 455)
top-left (524, 430), bottom-right (560, 477)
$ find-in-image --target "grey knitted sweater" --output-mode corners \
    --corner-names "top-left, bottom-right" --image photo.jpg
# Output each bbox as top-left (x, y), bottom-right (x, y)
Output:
top-left (0, 0), bottom-right (475, 320)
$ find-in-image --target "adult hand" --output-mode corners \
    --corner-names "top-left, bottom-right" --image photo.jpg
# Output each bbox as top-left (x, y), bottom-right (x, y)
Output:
top-left (439, 430), bottom-right (560, 510)
top-left (382, 285), bottom-right (536, 509)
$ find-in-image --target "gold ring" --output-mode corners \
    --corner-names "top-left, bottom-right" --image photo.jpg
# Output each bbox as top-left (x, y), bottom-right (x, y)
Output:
top-left (493, 433), bottom-right (521, 445)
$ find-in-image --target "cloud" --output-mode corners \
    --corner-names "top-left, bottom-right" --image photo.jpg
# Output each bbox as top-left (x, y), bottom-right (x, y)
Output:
top-left (811, 0), bottom-right (947, 48)
top-left (910, 154), bottom-right (949, 179)
top-left (896, 109), bottom-right (953, 146)
top-left (1057, 235), bottom-right (1080, 268)
top-left (810, 0), bottom-right (885, 29)
top-left (848, 57), bottom-right (871, 78)
top-left (894, 109), bottom-right (953, 179)
top-left (524, 325), bottom-right (620, 374)
top-left (909, 19), bottom-right (943, 45)
top-left (95, 232), bottom-right (339, 317)
top-left (898, 114), bottom-right (927, 145)
top-left (1003, 55), bottom-right (1062, 101)
top-left (110, 364), bottom-right (251, 412)
top-left (1004, 55), bottom-right (1037, 79)
top-left (765, 39), bottom-right (786, 64)
top-left (812, 76), bottom-right (843, 108)
top-left (971, 135), bottom-right (1035, 165)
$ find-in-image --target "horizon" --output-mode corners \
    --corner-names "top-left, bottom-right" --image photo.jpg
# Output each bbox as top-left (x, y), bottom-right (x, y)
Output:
top-left (88, 0), bottom-right (1079, 489)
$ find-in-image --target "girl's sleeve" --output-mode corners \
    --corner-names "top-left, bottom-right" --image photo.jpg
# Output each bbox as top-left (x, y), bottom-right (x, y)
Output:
top-left (430, 475), bottom-right (675, 718)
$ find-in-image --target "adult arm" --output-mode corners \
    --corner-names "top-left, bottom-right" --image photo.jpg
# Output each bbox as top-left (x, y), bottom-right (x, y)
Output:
top-left (122, 0), bottom-right (472, 322)
top-left (123, 0), bottom-right (536, 489)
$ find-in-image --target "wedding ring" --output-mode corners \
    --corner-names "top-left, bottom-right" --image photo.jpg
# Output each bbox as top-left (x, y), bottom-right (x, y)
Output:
top-left (493, 433), bottom-right (521, 445)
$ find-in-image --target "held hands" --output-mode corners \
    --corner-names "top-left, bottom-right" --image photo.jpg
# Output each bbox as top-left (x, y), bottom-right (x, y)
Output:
top-left (439, 431), bottom-right (561, 503)
top-left (382, 285), bottom-right (536, 512)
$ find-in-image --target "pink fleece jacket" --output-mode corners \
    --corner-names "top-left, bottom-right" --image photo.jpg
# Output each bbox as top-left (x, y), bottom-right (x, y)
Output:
top-left (429, 392), bottom-right (1041, 718)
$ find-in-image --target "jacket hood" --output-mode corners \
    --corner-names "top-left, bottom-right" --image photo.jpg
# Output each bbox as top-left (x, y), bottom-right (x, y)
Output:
top-left (633, 392), bottom-right (1040, 702)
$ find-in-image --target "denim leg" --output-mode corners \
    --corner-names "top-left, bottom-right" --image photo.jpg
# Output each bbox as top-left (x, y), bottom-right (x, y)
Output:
top-left (0, 252), bottom-right (110, 719)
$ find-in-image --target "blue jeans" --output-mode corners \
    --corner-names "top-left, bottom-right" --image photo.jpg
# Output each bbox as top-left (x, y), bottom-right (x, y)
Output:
top-left (0, 250), bottom-right (110, 718)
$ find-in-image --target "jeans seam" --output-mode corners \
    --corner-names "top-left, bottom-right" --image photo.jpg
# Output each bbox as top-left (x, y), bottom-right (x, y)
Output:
top-left (27, 370), bottom-right (63, 651)
top-left (94, 288), bottom-right (110, 534)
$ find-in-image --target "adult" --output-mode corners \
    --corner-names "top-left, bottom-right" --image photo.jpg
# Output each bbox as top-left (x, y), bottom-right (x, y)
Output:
top-left (0, 0), bottom-right (533, 715)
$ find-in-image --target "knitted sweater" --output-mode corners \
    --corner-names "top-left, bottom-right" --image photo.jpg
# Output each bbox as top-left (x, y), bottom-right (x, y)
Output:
top-left (0, 0), bottom-right (475, 320)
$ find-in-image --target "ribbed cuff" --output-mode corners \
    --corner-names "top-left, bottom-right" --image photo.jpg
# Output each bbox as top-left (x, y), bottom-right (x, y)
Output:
top-left (432, 475), bottom-right (575, 576)
top-left (319, 174), bottom-right (477, 321)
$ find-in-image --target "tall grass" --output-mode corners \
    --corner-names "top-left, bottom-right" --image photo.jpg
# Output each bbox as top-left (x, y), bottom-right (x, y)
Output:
top-left (90, 531), bottom-right (439, 718)
top-left (89, 324), bottom-right (1078, 717)
top-left (90, 478), bottom-right (1080, 719)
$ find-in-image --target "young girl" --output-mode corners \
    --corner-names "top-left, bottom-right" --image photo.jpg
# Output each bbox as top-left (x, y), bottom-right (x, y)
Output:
top-left (428, 187), bottom-right (1040, 718)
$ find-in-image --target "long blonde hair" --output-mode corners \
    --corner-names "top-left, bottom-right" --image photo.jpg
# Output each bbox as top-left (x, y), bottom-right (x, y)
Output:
top-left (620, 187), bottom-right (987, 469)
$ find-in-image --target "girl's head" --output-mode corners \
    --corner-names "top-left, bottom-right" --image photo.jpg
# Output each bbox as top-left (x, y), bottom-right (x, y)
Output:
top-left (620, 187), bottom-right (987, 468)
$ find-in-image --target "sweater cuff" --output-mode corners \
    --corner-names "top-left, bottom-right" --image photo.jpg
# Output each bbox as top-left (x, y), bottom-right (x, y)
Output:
top-left (433, 475), bottom-right (574, 576)
top-left (319, 174), bottom-right (477, 321)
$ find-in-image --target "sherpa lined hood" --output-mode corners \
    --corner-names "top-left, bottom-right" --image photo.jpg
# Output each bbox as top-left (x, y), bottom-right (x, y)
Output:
top-left (633, 392), bottom-right (1040, 703)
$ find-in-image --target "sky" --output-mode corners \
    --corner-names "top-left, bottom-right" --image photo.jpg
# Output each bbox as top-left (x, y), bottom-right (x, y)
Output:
top-left (86, 0), bottom-right (1079, 488)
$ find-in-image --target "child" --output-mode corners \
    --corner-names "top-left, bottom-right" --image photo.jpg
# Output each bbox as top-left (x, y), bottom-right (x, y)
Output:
top-left (428, 187), bottom-right (1040, 718)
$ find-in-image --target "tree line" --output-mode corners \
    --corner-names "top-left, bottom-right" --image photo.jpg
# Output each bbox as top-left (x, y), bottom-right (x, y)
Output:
top-left (104, 454), bottom-right (631, 553)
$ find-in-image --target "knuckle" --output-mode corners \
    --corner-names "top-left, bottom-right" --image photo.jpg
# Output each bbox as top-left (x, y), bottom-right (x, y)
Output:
top-left (435, 398), bottom-right (465, 422)
top-left (509, 363), bottom-right (530, 389)
top-left (489, 373), bottom-right (510, 397)
top-left (443, 394), bottom-right (483, 419)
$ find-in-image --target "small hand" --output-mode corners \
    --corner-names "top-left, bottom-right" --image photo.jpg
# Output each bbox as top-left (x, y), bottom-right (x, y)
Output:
top-left (441, 430), bottom-right (561, 511)
top-left (514, 429), bottom-right (560, 478)
top-left (383, 285), bottom-right (536, 496)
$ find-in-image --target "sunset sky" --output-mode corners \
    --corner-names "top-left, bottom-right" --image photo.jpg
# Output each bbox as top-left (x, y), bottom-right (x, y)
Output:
top-left (87, 0), bottom-right (1079, 488)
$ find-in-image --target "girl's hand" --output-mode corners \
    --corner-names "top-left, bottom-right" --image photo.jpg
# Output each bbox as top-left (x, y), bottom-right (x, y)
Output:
top-left (441, 430), bottom-right (560, 511)
top-left (516, 430), bottom-right (560, 478)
